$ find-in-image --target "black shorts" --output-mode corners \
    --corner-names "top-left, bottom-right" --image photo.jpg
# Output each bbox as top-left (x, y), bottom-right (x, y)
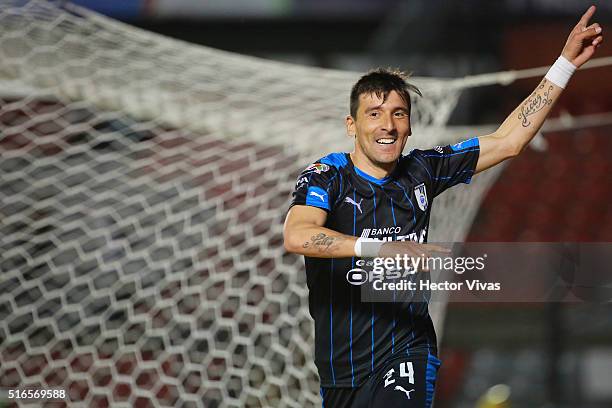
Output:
top-left (320, 354), bottom-right (441, 408)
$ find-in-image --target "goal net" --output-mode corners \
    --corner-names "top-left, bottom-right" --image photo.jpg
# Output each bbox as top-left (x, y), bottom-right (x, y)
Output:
top-left (0, 1), bottom-right (502, 407)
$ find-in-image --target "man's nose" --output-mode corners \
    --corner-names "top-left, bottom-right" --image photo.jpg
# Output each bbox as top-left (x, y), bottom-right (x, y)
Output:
top-left (381, 113), bottom-right (396, 133)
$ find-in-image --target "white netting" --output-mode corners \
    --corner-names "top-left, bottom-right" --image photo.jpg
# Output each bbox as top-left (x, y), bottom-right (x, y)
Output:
top-left (0, 1), bottom-right (502, 407)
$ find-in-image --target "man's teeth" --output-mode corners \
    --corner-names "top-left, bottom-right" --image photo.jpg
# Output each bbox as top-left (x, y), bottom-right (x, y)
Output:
top-left (377, 138), bottom-right (396, 144)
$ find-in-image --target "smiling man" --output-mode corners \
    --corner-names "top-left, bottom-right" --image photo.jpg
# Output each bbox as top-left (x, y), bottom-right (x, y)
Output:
top-left (283, 6), bottom-right (603, 408)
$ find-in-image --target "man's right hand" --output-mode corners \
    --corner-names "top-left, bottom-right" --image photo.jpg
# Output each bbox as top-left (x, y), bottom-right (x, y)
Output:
top-left (561, 5), bottom-right (603, 69)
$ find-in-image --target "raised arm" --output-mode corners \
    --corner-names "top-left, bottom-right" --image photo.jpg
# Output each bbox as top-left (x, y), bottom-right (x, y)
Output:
top-left (475, 5), bottom-right (604, 174)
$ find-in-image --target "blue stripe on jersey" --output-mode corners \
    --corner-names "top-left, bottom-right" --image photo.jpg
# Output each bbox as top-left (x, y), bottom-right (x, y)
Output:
top-left (389, 195), bottom-right (397, 354)
top-left (413, 151), bottom-right (477, 182)
top-left (406, 303), bottom-right (415, 357)
top-left (392, 290), bottom-right (396, 354)
top-left (367, 182), bottom-right (377, 372)
top-left (425, 353), bottom-right (442, 408)
top-left (387, 195), bottom-right (398, 228)
top-left (393, 181), bottom-right (416, 228)
top-left (326, 172), bottom-right (342, 207)
top-left (367, 182), bottom-right (377, 226)
top-left (413, 155), bottom-right (476, 184)
top-left (354, 165), bottom-right (391, 185)
top-left (421, 147), bottom-right (479, 158)
top-left (450, 137), bottom-right (479, 152)
top-left (326, 171), bottom-right (340, 187)
top-left (320, 387), bottom-right (325, 407)
top-left (329, 258), bottom-right (336, 384)
top-left (371, 303), bottom-right (375, 372)
top-left (412, 155), bottom-right (433, 180)
top-left (391, 180), bottom-right (419, 357)
top-left (306, 186), bottom-right (330, 210)
top-left (433, 169), bottom-right (474, 180)
top-left (336, 171), bottom-right (344, 206)
top-left (350, 189), bottom-right (356, 387)
top-left (382, 185), bottom-right (398, 355)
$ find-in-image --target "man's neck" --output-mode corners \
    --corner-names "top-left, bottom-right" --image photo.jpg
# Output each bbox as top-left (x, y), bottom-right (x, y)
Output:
top-left (349, 152), bottom-right (397, 179)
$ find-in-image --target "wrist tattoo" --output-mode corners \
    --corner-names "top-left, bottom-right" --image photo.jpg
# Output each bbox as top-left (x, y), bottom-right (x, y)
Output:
top-left (303, 233), bottom-right (343, 253)
top-left (518, 79), bottom-right (554, 127)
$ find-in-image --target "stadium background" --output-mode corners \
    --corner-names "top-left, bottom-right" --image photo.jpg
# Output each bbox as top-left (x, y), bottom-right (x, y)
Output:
top-left (0, 0), bottom-right (611, 407)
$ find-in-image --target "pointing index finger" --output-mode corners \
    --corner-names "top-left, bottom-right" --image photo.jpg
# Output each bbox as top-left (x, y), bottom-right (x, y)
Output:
top-left (579, 5), bottom-right (596, 27)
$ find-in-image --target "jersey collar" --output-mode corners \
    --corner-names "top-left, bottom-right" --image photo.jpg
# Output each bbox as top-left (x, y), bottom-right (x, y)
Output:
top-left (353, 165), bottom-right (391, 185)
top-left (346, 153), bottom-right (402, 186)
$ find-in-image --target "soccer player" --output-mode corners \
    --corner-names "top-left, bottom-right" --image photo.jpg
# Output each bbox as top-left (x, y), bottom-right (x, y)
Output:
top-left (283, 7), bottom-right (603, 407)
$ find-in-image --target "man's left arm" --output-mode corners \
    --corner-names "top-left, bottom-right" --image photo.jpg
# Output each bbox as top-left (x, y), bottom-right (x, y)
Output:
top-left (476, 5), bottom-right (604, 174)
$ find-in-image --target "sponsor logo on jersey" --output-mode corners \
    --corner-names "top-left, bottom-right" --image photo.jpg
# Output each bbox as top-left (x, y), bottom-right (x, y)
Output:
top-left (344, 196), bottom-right (363, 214)
top-left (309, 191), bottom-right (326, 201)
top-left (305, 186), bottom-right (329, 209)
top-left (346, 268), bottom-right (369, 285)
top-left (450, 137), bottom-right (478, 152)
top-left (414, 183), bottom-right (428, 211)
top-left (451, 139), bottom-right (470, 151)
top-left (394, 386), bottom-right (415, 399)
top-left (361, 226), bottom-right (401, 237)
top-left (360, 227), bottom-right (427, 243)
top-left (304, 163), bottom-right (330, 174)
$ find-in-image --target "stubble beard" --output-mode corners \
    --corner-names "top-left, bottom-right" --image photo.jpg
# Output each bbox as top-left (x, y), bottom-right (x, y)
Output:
top-left (366, 147), bottom-right (400, 167)
top-left (356, 137), bottom-right (401, 168)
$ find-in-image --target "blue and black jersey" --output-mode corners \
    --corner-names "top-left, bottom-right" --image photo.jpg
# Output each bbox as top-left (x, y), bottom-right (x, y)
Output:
top-left (289, 138), bottom-right (480, 388)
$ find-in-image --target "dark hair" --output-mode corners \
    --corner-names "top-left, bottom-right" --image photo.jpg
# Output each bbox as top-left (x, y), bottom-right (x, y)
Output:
top-left (349, 68), bottom-right (422, 118)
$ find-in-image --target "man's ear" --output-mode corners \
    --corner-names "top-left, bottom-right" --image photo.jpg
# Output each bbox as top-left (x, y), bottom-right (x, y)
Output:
top-left (345, 115), bottom-right (356, 137)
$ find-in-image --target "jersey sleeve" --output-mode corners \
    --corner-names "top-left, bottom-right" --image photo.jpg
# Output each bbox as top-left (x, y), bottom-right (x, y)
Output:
top-left (415, 137), bottom-right (480, 197)
top-left (289, 162), bottom-right (340, 212)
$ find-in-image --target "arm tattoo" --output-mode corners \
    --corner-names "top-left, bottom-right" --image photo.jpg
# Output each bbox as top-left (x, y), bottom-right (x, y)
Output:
top-left (518, 79), bottom-right (555, 127)
top-left (302, 233), bottom-right (344, 253)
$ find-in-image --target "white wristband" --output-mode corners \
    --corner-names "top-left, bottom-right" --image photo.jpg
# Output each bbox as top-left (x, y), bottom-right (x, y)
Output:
top-left (354, 237), bottom-right (384, 257)
top-left (545, 56), bottom-right (576, 89)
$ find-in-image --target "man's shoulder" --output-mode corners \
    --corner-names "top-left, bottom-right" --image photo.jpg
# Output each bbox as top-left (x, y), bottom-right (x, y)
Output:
top-left (317, 152), bottom-right (349, 170)
top-left (401, 146), bottom-right (445, 159)
top-left (396, 149), bottom-right (437, 180)
top-left (404, 139), bottom-right (480, 160)
top-left (300, 152), bottom-right (348, 176)
top-left (397, 149), bottom-right (429, 167)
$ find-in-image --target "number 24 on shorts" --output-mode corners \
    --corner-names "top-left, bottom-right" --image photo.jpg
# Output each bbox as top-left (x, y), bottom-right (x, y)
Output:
top-left (383, 361), bottom-right (414, 387)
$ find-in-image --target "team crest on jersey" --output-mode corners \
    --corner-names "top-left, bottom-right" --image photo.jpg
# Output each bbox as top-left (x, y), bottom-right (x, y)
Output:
top-left (433, 146), bottom-right (444, 154)
top-left (414, 183), bottom-right (428, 211)
top-left (304, 163), bottom-right (330, 174)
